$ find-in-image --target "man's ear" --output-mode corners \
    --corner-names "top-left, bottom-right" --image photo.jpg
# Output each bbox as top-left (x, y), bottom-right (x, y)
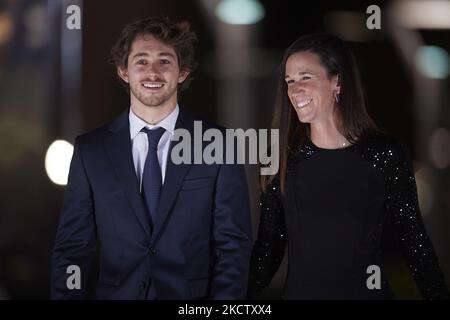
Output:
top-left (117, 67), bottom-right (129, 83)
top-left (178, 70), bottom-right (190, 84)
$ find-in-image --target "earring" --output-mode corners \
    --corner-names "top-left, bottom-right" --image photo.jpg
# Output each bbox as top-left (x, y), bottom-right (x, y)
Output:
top-left (334, 93), bottom-right (340, 104)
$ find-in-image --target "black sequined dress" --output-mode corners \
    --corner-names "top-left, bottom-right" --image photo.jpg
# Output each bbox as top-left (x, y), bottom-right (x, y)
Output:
top-left (249, 134), bottom-right (449, 299)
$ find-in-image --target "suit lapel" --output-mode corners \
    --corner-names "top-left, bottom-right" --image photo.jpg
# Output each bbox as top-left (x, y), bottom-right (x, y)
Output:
top-left (151, 109), bottom-right (193, 242)
top-left (104, 110), bottom-right (151, 237)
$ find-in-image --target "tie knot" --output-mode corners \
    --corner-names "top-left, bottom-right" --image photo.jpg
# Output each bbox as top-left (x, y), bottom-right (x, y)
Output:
top-left (142, 127), bottom-right (165, 150)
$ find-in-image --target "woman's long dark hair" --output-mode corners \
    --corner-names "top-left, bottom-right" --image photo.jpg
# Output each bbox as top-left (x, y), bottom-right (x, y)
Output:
top-left (263, 33), bottom-right (379, 193)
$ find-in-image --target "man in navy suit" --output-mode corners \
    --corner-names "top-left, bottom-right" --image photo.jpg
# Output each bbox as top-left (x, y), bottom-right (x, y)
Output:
top-left (51, 17), bottom-right (252, 299)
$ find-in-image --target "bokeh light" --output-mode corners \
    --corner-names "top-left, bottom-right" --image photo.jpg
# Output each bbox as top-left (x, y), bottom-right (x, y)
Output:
top-left (44, 140), bottom-right (74, 186)
top-left (215, 0), bottom-right (265, 25)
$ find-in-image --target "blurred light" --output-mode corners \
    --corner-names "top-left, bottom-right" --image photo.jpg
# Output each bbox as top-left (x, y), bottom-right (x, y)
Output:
top-left (415, 46), bottom-right (449, 79)
top-left (0, 117), bottom-right (45, 170)
top-left (45, 140), bottom-right (73, 186)
top-left (0, 12), bottom-right (14, 45)
top-left (324, 11), bottom-right (369, 42)
top-left (215, 0), bottom-right (265, 25)
top-left (429, 128), bottom-right (450, 169)
top-left (392, 0), bottom-right (450, 29)
top-left (415, 166), bottom-right (433, 216)
top-left (24, 4), bottom-right (48, 48)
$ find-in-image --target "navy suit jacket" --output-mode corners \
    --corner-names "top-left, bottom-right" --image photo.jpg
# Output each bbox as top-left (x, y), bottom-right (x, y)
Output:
top-left (51, 108), bottom-right (252, 299)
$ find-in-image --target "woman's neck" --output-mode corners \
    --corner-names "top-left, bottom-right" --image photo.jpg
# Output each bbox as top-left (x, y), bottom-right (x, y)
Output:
top-left (309, 117), bottom-right (349, 149)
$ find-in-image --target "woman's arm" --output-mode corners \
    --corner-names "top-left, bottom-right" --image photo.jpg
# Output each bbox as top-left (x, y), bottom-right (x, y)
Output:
top-left (385, 140), bottom-right (449, 300)
top-left (248, 176), bottom-right (287, 298)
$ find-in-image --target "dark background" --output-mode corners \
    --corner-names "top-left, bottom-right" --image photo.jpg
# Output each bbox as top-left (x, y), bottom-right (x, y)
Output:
top-left (0, 0), bottom-right (449, 299)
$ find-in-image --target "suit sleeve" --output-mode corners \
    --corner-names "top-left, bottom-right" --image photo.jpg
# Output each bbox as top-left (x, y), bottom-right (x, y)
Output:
top-left (51, 137), bottom-right (97, 299)
top-left (209, 162), bottom-right (252, 299)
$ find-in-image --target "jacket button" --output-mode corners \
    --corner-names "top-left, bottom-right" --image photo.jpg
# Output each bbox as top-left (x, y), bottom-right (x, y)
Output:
top-left (149, 247), bottom-right (157, 255)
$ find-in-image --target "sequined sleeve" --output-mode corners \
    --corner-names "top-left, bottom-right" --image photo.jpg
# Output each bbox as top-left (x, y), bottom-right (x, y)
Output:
top-left (385, 141), bottom-right (449, 299)
top-left (247, 176), bottom-right (287, 297)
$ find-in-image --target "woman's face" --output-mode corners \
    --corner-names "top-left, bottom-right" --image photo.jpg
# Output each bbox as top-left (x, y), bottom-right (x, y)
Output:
top-left (285, 51), bottom-right (340, 125)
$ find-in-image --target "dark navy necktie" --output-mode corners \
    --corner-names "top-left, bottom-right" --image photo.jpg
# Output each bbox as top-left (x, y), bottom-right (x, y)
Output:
top-left (141, 127), bottom-right (165, 224)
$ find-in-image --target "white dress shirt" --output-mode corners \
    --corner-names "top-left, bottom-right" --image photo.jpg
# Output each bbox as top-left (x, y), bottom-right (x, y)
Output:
top-left (129, 105), bottom-right (179, 189)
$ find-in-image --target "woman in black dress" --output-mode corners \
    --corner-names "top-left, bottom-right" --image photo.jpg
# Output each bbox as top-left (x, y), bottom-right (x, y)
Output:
top-left (248, 33), bottom-right (449, 299)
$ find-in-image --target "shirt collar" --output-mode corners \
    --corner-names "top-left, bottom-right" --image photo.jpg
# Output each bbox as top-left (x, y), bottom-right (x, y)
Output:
top-left (129, 104), bottom-right (179, 139)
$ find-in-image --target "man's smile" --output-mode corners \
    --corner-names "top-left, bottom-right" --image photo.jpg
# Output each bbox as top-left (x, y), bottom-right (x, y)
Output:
top-left (141, 82), bottom-right (165, 90)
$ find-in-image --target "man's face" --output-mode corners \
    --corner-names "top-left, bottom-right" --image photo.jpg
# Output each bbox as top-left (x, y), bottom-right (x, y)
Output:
top-left (118, 34), bottom-right (189, 110)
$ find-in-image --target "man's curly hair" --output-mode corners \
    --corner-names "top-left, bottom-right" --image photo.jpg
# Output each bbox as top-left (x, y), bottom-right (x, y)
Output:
top-left (111, 17), bottom-right (198, 91)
